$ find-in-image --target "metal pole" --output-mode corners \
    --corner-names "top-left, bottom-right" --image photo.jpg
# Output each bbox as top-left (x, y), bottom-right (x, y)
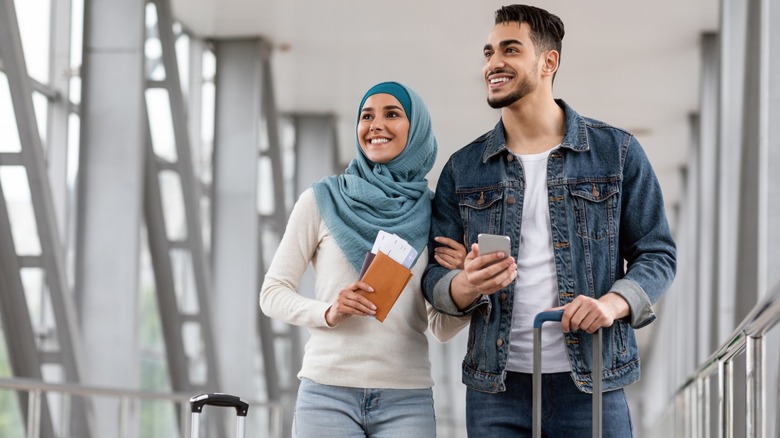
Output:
top-left (532, 326), bottom-right (542, 438)
top-left (592, 329), bottom-right (602, 437)
top-left (719, 359), bottom-right (733, 438)
top-left (190, 413), bottom-right (199, 438)
top-left (27, 389), bottom-right (41, 438)
top-left (181, 402), bottom-right (191, 438)
top-left (745, 336), bottom-right (764, 437)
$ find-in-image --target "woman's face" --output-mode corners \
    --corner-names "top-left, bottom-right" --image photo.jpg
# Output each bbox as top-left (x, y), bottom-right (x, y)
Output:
top-left (357, 93), bottom-right (410, 164)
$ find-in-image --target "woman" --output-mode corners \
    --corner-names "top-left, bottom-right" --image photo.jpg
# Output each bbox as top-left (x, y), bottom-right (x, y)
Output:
top-left (260, 81), bottom-right (467, 437)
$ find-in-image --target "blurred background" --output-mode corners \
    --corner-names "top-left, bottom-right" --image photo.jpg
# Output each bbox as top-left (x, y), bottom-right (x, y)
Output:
top-left (0, 0), bottom-right (778, 436)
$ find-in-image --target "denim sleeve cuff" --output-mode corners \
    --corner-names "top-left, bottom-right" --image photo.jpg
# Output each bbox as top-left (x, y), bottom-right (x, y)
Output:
top-left (433, 270), bottom-right (487, 316)
top-left (610, 278), bottom-right (656, 329)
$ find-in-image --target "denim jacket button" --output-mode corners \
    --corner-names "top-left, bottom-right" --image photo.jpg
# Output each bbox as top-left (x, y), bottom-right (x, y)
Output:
top-left (496, 339), bottom-right (504, 347)
top-left (506, 153), bottom-right (514, 162)
top-left (507, 196), bottom-right (515, 205)
top-left (499, 293), bottom-right (507, 301)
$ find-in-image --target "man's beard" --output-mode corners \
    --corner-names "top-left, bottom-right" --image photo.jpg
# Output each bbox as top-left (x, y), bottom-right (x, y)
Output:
top-left (487, 75), bottom-right (536, 108)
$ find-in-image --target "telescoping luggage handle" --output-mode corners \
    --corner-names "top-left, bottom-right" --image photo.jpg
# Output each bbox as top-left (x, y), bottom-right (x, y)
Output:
top-left (533, 310), bottom-right (602, 438)
top-left (190, 393), bottom-right (249, 438)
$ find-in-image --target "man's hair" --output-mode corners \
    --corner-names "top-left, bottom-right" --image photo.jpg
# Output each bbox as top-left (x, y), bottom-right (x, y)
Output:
top-left (494, 5), bottom-right (565, 57)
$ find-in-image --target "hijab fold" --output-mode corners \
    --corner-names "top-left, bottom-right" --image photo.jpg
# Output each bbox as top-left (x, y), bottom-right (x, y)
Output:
top-left (312, 82), bottom-right (437, 273)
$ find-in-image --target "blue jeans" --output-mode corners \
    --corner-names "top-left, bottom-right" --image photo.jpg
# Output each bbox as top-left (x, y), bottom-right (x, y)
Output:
top-left (466, 372), bottom-right (633, 437)
top-left (293, 378), bottom-right (436, 438)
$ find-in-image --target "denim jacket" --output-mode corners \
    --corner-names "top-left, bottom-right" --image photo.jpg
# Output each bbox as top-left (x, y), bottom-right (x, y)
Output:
top-left (422, 100), bottom-right (676, 394)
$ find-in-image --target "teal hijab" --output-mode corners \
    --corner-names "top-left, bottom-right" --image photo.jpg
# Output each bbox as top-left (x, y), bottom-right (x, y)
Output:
top-left (312, 82), bottom-right (438, 273)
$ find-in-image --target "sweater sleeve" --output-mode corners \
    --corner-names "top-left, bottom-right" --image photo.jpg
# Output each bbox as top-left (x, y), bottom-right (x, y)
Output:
top-left (259, 189), bottom-right (332, 328)
top-left (426, 302), bottom-right (470, 343)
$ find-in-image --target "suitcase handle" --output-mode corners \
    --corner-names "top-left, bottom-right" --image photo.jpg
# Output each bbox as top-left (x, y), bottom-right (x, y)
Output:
top-left (533, 309), bottom-right (602, 438)
top-left (189, 393), bottom-right (249, 417)
top-left (533, 309), bottom-right (565, 328)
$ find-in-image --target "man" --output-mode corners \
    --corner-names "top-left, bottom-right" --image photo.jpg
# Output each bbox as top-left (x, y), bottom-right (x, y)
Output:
top-left (422, 4), bottom-right (676, 436)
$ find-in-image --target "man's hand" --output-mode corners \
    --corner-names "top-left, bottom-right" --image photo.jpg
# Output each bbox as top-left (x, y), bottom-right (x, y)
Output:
top-left (557, 293), bottom-right (630, 334)
top-left (450, 243), bottom-right (517, 310)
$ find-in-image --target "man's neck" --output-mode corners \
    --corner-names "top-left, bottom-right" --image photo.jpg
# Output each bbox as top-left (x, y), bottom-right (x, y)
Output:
top-left (500, 94), bottom-right (566, 155)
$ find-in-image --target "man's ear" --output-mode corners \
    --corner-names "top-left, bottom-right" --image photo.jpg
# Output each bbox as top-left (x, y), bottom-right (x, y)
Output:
top-left (542, 50), bottom-right (560, 76)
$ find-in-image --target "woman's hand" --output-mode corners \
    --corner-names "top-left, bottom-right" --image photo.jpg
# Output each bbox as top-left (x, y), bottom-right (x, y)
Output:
top-left (433, 236), bottom-right (467, 270)
top-left (325, 280), bottom-right (377, 327)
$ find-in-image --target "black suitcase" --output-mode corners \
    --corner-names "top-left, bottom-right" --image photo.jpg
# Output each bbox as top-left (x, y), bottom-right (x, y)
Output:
top-left (189, 393), bottom-right (249, 438)
top-left (533, 310), bottom-right (602, 438)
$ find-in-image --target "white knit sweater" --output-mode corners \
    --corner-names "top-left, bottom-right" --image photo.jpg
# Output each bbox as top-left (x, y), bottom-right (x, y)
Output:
top-left (260, 189), bottom-right (468, 389)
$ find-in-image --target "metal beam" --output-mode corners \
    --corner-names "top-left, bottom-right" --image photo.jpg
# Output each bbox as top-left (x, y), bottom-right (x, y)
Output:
top-left (210, 38), bottom-right (261, 398)
top-left (0, 0), bottom-right (92, 436)
top-left (145, 0), bottom-right (221, 396)
top-left (76, 0), bottom-right (146, 434)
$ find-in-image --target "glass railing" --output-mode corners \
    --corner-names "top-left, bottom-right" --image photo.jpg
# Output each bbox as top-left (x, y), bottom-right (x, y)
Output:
top-left (653, 283), bottom-right (780, 437)
top-left (0, 376), bottom-right (284, 437)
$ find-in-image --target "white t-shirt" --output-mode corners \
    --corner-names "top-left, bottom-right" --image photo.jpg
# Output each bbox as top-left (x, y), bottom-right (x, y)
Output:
top-left (506, 147), bottom-right (570, 373)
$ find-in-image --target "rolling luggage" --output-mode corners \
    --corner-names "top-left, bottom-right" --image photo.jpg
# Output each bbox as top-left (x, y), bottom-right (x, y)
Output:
top-left (533, 310), bottom-right (602, 438)
top-left (189, 393), bottom-right (249, 438)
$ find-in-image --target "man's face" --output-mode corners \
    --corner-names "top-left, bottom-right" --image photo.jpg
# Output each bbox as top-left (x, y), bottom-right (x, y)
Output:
top-left (482, 22), bottom-right (542, 108)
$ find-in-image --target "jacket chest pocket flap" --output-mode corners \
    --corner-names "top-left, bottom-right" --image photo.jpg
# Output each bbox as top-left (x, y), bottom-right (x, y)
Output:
top-left (568, 180), bottom-right (619, 240)
top-left (458, 188), bottom-right (504, 238)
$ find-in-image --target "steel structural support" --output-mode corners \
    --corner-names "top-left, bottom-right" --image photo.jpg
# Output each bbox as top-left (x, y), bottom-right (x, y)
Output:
top-left (210, 38), bottom-right (261, 397)
top-left (211, 34), bottom-right (293, 402)
top-left (292, 114), bottom-right (338, 195)
top-left (716, 0), bottom-right (748, 343)
top-left (47, 0), bottom-right (73, 239)
top-left (697, 33), bottom-right (720, 365)
top-left (145, 0), bottom-right (221, 399)
top-left (760, 0), bottom-right (779, 435)
top-left (0, 0), bottom-right (91, 437)
top-left (256, 39), bottom-right (296, 407)
top-left (76, 0), bottom-right (147, 435)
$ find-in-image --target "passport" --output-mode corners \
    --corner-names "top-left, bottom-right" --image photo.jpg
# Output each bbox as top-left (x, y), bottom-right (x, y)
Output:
top-left (357, 250), bottom-right (413, 322)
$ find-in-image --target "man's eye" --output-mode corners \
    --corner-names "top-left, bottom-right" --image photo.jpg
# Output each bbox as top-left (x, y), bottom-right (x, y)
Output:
top-left (483, 51), bottom-right (493, 59)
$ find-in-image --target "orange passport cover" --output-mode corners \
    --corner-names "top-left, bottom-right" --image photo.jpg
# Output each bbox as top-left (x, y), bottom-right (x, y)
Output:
top-left (358, 251), bottom-right (413, 322)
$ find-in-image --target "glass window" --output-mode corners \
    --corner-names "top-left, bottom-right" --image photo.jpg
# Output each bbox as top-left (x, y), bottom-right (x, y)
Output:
top-left (69, 0), bottom-right (83, 70)
top-left (158, 170), bottom-right (187, 241)
top-left (145, 88), bottom-right (177, 162)
top-left (0, 166), bottom-right (42, 256)
top-left (0, 73), bottom-right (22, 152)
top-left (32, 90), bottom-right (47, 147)
top-left (13, 0), bottom-right (51, 84)
top-left (175, 29), bottom-right (190, 98)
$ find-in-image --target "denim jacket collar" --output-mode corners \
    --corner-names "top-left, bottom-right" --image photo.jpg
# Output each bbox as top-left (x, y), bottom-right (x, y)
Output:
top-left (481, 99), bottom-right (589, 163)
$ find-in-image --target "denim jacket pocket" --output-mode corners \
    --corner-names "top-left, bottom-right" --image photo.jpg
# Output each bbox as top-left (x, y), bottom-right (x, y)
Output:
top-left (568, 179), bottom-right (619, 240)
top-left (458, 188), bottom-right (504, 241)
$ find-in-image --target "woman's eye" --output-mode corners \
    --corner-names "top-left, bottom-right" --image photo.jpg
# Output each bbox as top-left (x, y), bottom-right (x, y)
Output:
top-left (361, 113), bottom-right (373, 120)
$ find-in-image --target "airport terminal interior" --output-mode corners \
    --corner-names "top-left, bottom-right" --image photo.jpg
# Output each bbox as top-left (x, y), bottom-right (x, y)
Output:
top-left (0, 0), bottom-right (778, 436)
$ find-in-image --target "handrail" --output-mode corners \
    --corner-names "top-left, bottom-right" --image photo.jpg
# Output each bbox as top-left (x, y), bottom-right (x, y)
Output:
top-left (670, 282), bottom-right (780, 438)
top-left (678, 282), bottom-right (780, 389)
top-left (0, 376), bottom-right (286, 438)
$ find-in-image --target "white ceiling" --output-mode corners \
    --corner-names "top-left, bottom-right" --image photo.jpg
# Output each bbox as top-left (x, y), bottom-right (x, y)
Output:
top-left (171, 0), bottom-right (720, 229)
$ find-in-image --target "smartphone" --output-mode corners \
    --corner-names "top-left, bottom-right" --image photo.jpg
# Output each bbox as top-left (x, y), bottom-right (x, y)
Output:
top-left (478, 233), bottom-right (511, 259)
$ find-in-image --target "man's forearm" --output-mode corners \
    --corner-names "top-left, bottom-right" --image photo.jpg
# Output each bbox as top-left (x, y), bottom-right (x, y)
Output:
top-left (450, 272), bottom-right (483, 311)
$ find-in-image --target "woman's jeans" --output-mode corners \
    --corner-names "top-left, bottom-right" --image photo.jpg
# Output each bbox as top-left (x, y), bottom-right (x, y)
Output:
top-left (293, 378), bottom-right (436, 438)
top-left (466, 371), bottom-right (633, 437)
